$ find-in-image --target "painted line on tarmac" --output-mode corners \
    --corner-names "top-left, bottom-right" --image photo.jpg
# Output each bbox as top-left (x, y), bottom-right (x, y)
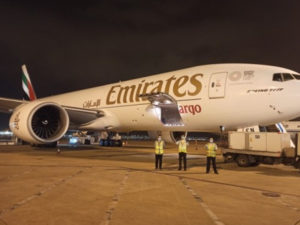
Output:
top-left (101, 170), bottom-right (130, 225)
top-left (0, 168), bottom-right (88, 217)
top-left (176, 174), bottom-right (300, 199)
top-left (118, 166), bottom-right (300, 199)
top-left (179, 177), bottom-right (225, 225)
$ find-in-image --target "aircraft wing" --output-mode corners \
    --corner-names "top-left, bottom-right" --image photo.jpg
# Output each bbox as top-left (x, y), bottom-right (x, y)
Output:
top-left (0, 97), bottom-right (26, 113)
top-left (0, 97), bottom-right (105, 128)
top-left (63, 106), bottom-right (104, 126)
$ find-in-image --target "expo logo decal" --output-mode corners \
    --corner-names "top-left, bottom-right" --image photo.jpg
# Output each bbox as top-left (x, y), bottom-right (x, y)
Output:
top-left (179, 104), bottom-right (201, 115)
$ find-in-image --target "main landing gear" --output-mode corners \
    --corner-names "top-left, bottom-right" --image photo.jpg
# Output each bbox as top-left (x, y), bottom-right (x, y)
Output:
top-left (99, 133), bottom-right (123, 147)
top-left (99, 139), bottom-right (123, 147)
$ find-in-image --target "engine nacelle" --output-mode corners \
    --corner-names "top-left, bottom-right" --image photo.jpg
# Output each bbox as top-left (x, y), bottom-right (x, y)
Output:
top-left (9, 101), bottom-right (69, 144)
top-left (148, 131), bottom-right (187, 143)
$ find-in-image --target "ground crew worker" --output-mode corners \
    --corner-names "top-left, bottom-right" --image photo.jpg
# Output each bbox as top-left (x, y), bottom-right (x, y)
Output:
top-left (176, 135), bottom-right (188, 170)
top-left (205, 138), bottom-right (218, 174)
top-left (154, 135), bottom-right (165, 170)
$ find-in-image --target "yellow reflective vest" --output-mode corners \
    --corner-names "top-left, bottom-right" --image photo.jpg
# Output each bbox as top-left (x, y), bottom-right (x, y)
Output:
top-left (205, 143), bottom-right (217, 157)
top-left (155, 141), bottom-right (164, 154)
top-left (178, 140), bottom-right (187, 153)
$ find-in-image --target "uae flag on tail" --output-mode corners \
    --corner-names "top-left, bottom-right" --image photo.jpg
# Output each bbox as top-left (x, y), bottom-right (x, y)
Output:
top-left (22, 65), bottom-right (37, 101)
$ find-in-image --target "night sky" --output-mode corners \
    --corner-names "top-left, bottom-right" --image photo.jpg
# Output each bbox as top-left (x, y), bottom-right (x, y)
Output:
top-left (0, 0), bottom-right (300, 129)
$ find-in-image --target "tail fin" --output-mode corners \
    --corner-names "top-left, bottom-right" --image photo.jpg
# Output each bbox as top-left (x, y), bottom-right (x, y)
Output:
top-left (22, 65), bottom-right (37, 101)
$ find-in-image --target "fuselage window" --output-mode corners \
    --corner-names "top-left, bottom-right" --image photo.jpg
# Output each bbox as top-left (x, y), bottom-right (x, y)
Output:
top-left (273, 73), bottom-right (282, 82)
top-left (282, 73), bottom-right (294, 81)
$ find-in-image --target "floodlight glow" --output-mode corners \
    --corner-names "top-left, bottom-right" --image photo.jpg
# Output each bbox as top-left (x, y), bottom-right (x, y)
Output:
top-left (69, 137), bottom-right (79, 144)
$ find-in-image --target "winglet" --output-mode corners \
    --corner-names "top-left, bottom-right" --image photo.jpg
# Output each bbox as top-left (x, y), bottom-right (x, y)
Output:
top-left (22, 65), bottom-right (37, 101)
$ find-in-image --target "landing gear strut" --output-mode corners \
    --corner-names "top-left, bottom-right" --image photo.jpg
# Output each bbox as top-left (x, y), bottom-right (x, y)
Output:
top-left (99, 132), bottom-right (123, 147)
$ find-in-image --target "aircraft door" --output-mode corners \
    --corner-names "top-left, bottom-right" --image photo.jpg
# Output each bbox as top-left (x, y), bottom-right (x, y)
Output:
top-left (209, 72), bottom-right (227, 98)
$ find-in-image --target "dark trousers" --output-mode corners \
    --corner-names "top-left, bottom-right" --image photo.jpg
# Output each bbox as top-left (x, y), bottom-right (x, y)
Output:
top-left (178, 152), bottom-right (187, 170)
top-left (155, 154), bottom-right (163, 169)
top-left (206, 157), bottom-right (218, 173)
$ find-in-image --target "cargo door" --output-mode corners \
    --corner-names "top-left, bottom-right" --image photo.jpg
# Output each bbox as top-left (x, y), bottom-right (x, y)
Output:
top-left (209, 72), bottom-right (227, 98)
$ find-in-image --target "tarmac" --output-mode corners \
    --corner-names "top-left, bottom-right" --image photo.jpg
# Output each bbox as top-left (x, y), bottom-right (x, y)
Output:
top-left (0, 141), bottom-right (300, 225)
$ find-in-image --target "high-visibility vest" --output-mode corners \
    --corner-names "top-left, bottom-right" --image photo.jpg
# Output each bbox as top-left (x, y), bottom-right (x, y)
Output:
top-left (205, 143), bottom-right (217, 157)
top-left (155, 141), bottom-right (164, 154)
top-left (178, 140), bottom-right (187, 153)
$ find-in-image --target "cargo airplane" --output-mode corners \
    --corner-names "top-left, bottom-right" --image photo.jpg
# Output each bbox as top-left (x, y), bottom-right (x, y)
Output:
top-left (0, 63), bottom-right (300, 144)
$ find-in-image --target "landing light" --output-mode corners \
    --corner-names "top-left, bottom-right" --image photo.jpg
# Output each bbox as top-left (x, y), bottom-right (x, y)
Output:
top-left (69, 137), bottom-right (79, 144)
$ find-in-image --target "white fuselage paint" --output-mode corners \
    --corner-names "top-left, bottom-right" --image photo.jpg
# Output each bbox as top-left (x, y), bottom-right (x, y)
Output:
top-left (41, 64), bottom-right (300, 132)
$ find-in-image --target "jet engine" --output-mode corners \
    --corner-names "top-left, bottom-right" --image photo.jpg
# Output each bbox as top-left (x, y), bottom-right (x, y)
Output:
top-left (148, 131), bottom-right (187, 143)
top-left (9, 101), bottom-right (69, 144)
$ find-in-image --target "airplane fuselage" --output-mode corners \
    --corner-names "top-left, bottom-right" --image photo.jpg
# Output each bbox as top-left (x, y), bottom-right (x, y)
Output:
top-left (41, 64), bottom-right (300, 132)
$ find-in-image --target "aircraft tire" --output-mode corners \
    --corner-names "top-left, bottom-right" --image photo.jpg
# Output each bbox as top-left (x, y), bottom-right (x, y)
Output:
top-left (104, 140), bottom-right (109, 146)
top-left (99, 139), bottom-right (104, 146)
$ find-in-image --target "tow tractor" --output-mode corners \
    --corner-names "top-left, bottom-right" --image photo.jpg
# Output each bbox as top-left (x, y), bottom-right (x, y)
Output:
top-left (222, 132), bottom-right (300, 169)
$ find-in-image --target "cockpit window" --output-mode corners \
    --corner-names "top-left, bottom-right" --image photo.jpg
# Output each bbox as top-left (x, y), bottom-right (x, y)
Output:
top-left (292, 74), bottom-right (300, 80)
top-left (273, 73), bottom-right (282, 82)
top-left (282, 73), bottom-right (294, 81)
top-left (273, 73), bottom-right (298, 82)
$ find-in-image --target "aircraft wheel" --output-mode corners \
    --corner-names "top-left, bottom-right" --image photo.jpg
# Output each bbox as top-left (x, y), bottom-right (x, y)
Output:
top-left (104, 140), bottom-right (109, 146)
top-left (99, 139), bottom-right (104, 146)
